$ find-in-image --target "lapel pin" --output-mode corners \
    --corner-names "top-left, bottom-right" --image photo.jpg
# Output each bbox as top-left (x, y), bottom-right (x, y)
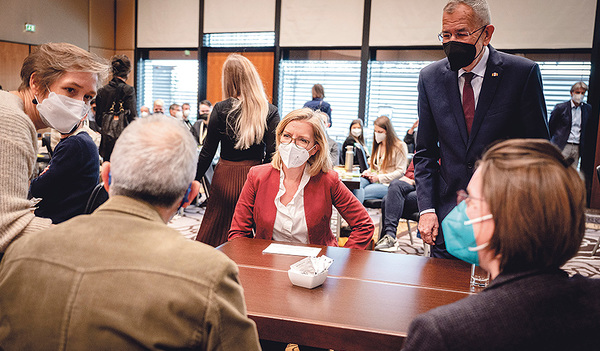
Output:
top-left (492, 72), bottom-right (499, 77)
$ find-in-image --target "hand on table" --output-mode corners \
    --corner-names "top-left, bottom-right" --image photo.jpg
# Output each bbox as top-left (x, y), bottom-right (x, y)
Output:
top-left (418, 212), bottom-right (438, 245)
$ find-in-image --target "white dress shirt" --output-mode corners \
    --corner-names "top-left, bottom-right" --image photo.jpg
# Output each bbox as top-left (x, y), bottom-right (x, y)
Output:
top-left (272, 167), bottom-right (312, 244)
top-left (568, 100), bottom-right (582, 144)
top-left (458, 45), bottom-right (489, 109)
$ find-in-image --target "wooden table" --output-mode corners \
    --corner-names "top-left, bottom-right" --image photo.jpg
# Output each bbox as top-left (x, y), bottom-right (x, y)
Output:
top-left (217, 238), bottom-right (473, 350)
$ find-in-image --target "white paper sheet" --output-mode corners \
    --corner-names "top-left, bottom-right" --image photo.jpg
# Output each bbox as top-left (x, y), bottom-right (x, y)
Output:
top-left (262, 243), bottom-right (322, 257)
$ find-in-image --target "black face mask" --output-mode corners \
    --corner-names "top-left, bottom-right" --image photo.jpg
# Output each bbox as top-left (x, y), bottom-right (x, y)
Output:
top-left (198, 113), bottom-right (209, 121)
top-left (443, 41), bottom-right (478, 71)
top-left (442, 29), bottom-right (486, 71)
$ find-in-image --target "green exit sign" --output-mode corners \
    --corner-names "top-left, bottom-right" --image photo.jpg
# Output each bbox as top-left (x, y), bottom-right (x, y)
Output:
top-left (24, 23), bottom-right (36, 32)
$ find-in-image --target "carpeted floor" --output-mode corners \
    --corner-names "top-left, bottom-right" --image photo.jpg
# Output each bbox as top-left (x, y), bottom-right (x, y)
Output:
top-left (169, 203), bottom-right (600, 278)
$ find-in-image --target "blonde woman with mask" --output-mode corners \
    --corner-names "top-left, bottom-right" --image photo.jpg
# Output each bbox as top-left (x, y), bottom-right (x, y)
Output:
top-left (195, 54), bottom-right (280, 247)
top-left (229, 108), bottom-right (374, 250)
top-left (0, 43), bottom-right (107, 258)
top-left (354, 115), bottom-right (408, 203)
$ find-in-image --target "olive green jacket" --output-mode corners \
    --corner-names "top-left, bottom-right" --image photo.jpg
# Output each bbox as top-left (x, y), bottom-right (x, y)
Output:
top-left (0, 196), bottom-right (260, 350)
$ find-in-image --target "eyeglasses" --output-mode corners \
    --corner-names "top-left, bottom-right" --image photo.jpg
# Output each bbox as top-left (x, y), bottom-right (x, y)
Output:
top-left (438, 25), bottom-right (487, 42)
top-left (280, 132), bottom-right (312, 150)
top-left (456, 189), bottom-right (484, 205)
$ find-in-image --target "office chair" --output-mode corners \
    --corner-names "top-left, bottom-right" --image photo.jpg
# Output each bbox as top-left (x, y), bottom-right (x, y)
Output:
top-left (84, 183), bottom-right (109, 214)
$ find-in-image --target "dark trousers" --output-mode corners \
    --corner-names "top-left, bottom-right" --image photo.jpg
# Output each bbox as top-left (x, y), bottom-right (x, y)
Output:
top-left (381, 179), bottom-right (418, 238)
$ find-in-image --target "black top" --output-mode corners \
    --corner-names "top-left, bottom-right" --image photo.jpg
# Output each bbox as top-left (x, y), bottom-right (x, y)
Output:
top-left (30, 132), bottom-right (99, 224)
top-left (95, 77), bottom-right (137, 126)
top-left (342, 136), bottom-right (369, 172)
top-left (196, 98), bottom-right (280, 180)
top-left (95, 77), bottom-right (137, 160)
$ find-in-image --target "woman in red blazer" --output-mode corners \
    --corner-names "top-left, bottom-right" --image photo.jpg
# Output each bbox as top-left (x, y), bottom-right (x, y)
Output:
top-left (229, 108), bottom-right (374, 250)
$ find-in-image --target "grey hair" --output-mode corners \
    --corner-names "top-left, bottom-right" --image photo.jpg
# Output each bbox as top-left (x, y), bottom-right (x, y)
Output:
top-left (444, 0), bottom-right (491, 27)
top-left (109, 115), bottom-right (198, 207)
top-left (571, 81), bottom-right (588, 93)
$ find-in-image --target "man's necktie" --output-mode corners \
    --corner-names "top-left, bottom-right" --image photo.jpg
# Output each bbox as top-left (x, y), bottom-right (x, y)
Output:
top-left (462, 72), bottom-right (475, 135)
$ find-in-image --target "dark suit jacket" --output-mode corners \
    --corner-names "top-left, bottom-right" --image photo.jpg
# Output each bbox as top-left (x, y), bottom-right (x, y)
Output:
top-left (549, 100), bottom-right (591, 150)
top-left (402, 269), bottom-right (600, 351)
top-left (414, 45), bottom-right (549, 248)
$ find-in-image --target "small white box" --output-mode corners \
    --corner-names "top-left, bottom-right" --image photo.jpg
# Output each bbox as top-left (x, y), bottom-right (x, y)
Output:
top-left (288, 269), bottom-right (328, 289)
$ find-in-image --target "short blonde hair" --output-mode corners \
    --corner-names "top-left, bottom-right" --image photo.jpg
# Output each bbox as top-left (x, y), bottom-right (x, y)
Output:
top-left (19, 42), bottom-right (108, 94)
top-left (271, 108), bottom-right (332, 176)
top-left (479, 139), bottom-right (585, 273)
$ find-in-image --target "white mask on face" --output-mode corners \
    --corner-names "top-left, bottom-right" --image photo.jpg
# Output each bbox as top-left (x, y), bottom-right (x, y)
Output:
top-left (374, 131), bottom-right (386, 144)
top-left (140, 111), bottom-right (149, 118)
top-left (175, 111), bottom-right (183, 119)
top-left (36, 92), bottom-right (89, 133)
top-left (183, 110), bottom-right (190, 118)
top-left (279, 143), bottom-right (315, 169)
top-left (351, 128), bottom-right (362, 138)
top-left (572, 93), bottom-right (585, 104)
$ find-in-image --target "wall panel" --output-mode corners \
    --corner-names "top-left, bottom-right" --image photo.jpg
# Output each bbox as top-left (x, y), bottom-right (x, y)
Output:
top-left (280, 0), bottom-right (364, 47)
top-left (137, 0), bottom-right (199, 48)
top-left (204, 0), bottom-right (275, 33)
top-left (0, 42), bottom-right (30, 91)
top-left (0, 0), bottom-right (88, 49)
top-left (89, 0), bottom-right (115, 50)
top-left (370, 0), bottom-right (596, 49)
top-left (206, 52), bottom-right (274, 105)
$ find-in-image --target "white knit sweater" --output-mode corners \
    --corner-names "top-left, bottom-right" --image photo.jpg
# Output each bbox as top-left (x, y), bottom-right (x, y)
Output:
top-left (0, 90), bottom-right (52, 252)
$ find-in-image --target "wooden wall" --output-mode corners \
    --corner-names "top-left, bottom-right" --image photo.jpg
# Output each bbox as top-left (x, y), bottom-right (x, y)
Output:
top-left (0, 0), bottom-right (136, 89)
top-left (206, 52), bottom-right (275, 106)
top-left (0, 42), bottom-right (30, 91)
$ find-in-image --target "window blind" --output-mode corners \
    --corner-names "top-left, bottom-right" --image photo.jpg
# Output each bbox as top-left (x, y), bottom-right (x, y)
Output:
top-left (137, 59), bottom-right (199, 123)
top-left (278, 60), bottom-right (362, 143)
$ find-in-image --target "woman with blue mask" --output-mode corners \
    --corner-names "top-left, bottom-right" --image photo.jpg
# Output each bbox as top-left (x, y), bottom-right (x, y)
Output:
top-left (229, 108), bottom-right (374, 249)
top-left (0, 43), bottom-right (107, 258)
top-left (403, 139), bottom-right (599, 351)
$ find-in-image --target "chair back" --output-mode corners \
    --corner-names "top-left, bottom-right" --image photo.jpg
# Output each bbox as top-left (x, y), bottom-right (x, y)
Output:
top-left (84, 183), bottom-right (109, 214)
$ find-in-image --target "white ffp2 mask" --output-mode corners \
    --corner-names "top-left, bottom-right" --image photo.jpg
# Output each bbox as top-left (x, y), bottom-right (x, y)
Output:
top-left (374, 131), bottom-right (386, 144)
top-left (279, 143), bottom-right (314, 169)
top-left (36, 92), bottom-right (89, 133)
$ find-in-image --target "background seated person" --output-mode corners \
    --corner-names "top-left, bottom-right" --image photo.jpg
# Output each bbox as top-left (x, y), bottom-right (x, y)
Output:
top-left (29, 118), bottom-right (99, 224)
top-left (402, 139), bottom-right (600, 350)
top-left (354, 115), bottom-right (408, 204)
top-left (374, 159), bottom-right (417, 251)
top-left (0, 116), bottom-right (260, 350)
top-left (342, 118), bottom-right (370, 172)
top-left (403, 119), bottom-right (418, 153)
top-left (229, 108), bottom-right (374, 249)
top-left (317, 110), bottom-right (339, 166)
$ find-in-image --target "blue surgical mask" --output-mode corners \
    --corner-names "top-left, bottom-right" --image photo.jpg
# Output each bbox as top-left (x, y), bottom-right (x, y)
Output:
top-left (441, 201), bottom-right (493, 265)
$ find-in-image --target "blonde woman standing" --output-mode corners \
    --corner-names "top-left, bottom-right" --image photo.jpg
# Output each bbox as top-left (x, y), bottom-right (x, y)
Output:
top-left (195, 54), bottom-right (280, 247)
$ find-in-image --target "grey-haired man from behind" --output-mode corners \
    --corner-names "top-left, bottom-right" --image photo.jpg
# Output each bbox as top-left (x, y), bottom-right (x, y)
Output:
top-left (0, 115), bottom-right (260, 350)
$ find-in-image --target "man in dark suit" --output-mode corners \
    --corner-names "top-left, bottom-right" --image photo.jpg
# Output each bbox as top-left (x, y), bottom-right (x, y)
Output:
top-left (549, 82), bottom-right (593, 182)
top-left (414, 0), bottom-right (550, 258)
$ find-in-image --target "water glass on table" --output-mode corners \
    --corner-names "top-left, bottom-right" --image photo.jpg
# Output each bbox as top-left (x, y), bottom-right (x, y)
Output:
top-left (470, 264), bottom-right (490, 292)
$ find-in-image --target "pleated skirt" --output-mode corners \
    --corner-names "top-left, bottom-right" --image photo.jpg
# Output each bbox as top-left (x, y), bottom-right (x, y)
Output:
top-left (195, 159), bottom-right (261, 247)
